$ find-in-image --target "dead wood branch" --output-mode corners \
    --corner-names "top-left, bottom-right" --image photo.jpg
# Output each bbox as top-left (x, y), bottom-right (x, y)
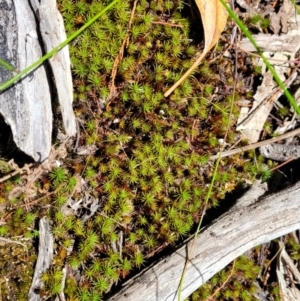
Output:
top-left (28, 218), bottom-right (54, 301)
top-left (0, 0), bottom-right (76, 161)
top-left (108, 180), bottom-right (300, 301)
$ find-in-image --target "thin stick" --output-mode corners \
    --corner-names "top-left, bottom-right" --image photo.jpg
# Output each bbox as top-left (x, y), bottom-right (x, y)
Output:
top-left (9, 182), bottom-right (64, 209)
top-left (0, 236), bottom-right (27, 247)
top-left (107, 0), bottom-right (138, 103)
top-left (151, 21), bottom-right (183, 28)
top-left (164, 52), bottom-right (206, 97)
top-left (208, 260), bottom-right (236, 300)
top-left (0, 164), bottom-right (33, 183)
top-left (270, 158), bottom-right (295, 171)
top-left (209, 127), bottom-right (300, 160)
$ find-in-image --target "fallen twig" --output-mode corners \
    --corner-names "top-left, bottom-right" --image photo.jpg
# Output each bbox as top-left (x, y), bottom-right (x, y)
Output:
top-left (209, 127), bottom-right (300, 160)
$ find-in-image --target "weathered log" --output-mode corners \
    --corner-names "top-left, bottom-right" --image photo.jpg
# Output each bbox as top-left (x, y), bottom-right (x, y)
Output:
top-left (0, 0), bottom-right (52, 161)
top-left (0, 0), bottom-right (76, 161)
top-left (239, 33), bottom-right (300, 53)
top-left (108, 181), bottom-right (300, 301)
top-left (30, 0), bottom-right (77, 137)
top-left (28, 217), bottom-right (54, 301)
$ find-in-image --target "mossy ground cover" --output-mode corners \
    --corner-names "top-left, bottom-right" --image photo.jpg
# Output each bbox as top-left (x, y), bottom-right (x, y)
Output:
top-left (0, 1), bottom-right (285, 300)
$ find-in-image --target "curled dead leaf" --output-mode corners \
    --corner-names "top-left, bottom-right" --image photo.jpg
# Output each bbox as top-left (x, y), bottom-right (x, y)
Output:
top-left (164, 0), bottom-right (228, 97)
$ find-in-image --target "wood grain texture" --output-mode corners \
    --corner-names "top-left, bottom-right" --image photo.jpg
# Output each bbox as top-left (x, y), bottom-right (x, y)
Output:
top-left (0, 0), bottom-right (76, 161)
top-left (30, 0), bottom-right (77, 136)
top-left (28, 217), bottom-right (54, 301)
top-left (108, 181), bottom-right (300, 301)
top-left (0, 0), bottom-right (52, 161)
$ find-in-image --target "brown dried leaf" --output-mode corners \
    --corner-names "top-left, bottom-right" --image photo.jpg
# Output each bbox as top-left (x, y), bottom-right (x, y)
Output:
top-left (197, 0), bottom-right (228, 55)
top-left (164, 0), bottom-right (228, 97)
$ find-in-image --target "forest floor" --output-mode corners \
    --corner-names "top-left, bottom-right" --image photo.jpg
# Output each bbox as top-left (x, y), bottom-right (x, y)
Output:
top-left (1, 0), bottom-right (300, 300)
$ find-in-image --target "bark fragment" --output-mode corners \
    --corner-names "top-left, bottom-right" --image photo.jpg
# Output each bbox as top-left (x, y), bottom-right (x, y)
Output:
top-left (0, 0), bottom-right (76, 161)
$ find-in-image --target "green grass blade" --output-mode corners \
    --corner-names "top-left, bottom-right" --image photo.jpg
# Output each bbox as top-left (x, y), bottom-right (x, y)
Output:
top-left (177, 151), bottom-right (222, 301)
top-left (219, 0), bottom-right (300, 116)
top-left (0, 0), bottom-right (120, 92)
top-left (290, 0), bottom-right (300, 15)
top-left (177, 3), bottom-right (300, 299)
top-left (0, 58), bottom-right (15, 72)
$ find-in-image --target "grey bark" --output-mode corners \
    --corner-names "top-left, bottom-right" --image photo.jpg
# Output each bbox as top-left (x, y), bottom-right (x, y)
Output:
top-left (108, 181), bottom-right (300, 301)
top-left (30, 0), bottom-right (77, 136)
top-left (28, 217), bottom-right (54, 301)
top-left (0, 0), bottom-right (52, 161)
top-left (0, 0), bottom-right (76, 161)
top-left (259, 143), bottom-right (300, 161)
top-left (239, 33), bottom-right (300, 53)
